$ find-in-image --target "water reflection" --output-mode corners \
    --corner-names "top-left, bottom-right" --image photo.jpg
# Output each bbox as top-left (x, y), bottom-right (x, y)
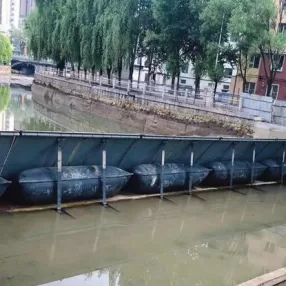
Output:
top-left (2, 84), bottom-right (140, 133)
top-left (0, 85), bottom-right (11, 112)
top-left (1, 186), bottom-right (286, 286)
top-left (0, 85), bottom-right (63, 132)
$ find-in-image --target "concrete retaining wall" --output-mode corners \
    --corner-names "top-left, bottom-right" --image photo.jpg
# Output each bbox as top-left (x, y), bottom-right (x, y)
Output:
top-left (240, 93), bottom-right (286, 126)
top-left (273, 100), bottom-right (286, 126)
top-left (240, 93), bottom-right (273, 122)
top-left (33, 74), bottom-right (254, 137)
top-left (238, 268), bottom-right (286, 286)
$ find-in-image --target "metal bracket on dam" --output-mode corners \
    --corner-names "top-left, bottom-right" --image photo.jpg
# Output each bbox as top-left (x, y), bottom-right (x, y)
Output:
top-left (0, 131), bottom-right (286, 212)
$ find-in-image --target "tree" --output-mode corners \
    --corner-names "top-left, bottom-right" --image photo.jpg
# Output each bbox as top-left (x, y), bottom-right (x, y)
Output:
top-left (205, 44), bottom-right (224, 98)
top-left (0, 34), bottom-right (12, 65)
top-left (199, 0), bottom-right (233, 94)
top-left (9, 27), bottom-right (27, 55)
top-left (229, 0), bottom-right (286, 98)
top-left (0, 86), bottom-right (11, 112)
top-left (153, 0), bottom-right (193, 88)
top-left (257, 0), bottom-right (286, 98)
top-left (60, 0), bottom-right (81, 74)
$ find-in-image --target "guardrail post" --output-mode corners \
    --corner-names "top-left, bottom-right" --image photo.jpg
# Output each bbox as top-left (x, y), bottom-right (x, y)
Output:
top-left (189, 142), bottom-right (194, 194)
top-left (251, 143), bottom-right (256, 185)
top-left (127, 80), bottom-right (131, 93)
top-left (239, 94), bottom-right (243, 110)
top-left (185, 89), bottom-right (188, 102)
top-left (160, 142), bottom-right (166, 200)
top-left (142, 83), bottom-right (146, 104)
top-left (281, 143), bottom-right (286, 184)
top-left (113, 77), bottom-right (116, 89)
top-left (102, 140), bottom-right (107, 206)
top-left (162, 86), bottom-right (165, 100)
top-left (230, 143), bottom-right (236, 189)
top-left (57, 139), bottom-right (63, 213)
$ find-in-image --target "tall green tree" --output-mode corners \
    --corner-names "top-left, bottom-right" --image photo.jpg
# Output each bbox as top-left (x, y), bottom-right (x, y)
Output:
top-left (153, 0), bottom-right (193, 88)
top-left (229, 0), bottom-right (286, 97)
top-left (60, 0), bottom-right (81, 73)
top-left (0, 34), bottom-right (12, 65)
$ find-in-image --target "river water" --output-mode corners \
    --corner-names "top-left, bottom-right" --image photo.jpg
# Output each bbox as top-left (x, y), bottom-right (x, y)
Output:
top-left (1, 84), bottom-right (286, 285)
top-left (0, 85), bottom-right (139, 133)
top-left (2, 186), bottom-right (286, 286)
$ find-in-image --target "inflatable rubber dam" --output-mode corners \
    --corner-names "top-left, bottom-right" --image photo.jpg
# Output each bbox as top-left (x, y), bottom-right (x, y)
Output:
top-left (0, 131), bottom-right (285, 211)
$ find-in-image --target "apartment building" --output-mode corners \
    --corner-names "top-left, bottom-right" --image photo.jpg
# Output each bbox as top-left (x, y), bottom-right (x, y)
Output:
top-left (231, 0), bottom-right (286, 100)
top-left (19, 0), bottom-right (35, 26)
top-left (0, 0), bottom-right (20, 33)
top-left (133, 57), bottom-right (235, 92)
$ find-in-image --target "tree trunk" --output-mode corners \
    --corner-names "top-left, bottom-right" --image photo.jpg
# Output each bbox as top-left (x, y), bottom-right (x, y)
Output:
top-left (99, 68), bottom-right (103, 76)
top-left (129, 64), bottom-right (134, 83)
top-left (171, 74), bottom-right (176, 89)
top-left (195, 75), bottom-right (201, 98)
top-left (118, 58), bottom-right (122, 85)
top-left (147, 53), bottom-right (153, 84)
top-left (242, 77), bottom-right (246, 93)
top-left (91, 66), bottom-right (95, 81)
top-left (137, 57), bottom-right (142, 87)
top-left (77, 65), bottom-right (80, 78)
top-left (233, 74), bottom-right (238, 95)
top-left (266, 79), bottom-right (273, 98)
top-left (176, 71), bottom-right (180, 91)
top-left (84, 68), bottom-right (87, 80)
top-left (213, 80), bottom-right (218, 99)
top-left (71, 62), bottom-right (75, 78)
top-left (107, 67), bottom-right (112, 85)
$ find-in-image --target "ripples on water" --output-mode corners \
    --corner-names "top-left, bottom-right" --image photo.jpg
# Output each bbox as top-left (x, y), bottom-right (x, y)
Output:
top-left (1, 85), bottom-right (286, 286)
top-left (1, 186), bottom-right (286, 286)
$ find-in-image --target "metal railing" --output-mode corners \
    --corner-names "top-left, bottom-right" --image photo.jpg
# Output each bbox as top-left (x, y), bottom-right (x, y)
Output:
top-left (36, 66), bottom-right (242, 114)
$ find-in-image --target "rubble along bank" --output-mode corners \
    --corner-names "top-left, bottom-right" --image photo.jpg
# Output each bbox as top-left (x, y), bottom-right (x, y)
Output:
top-left (33, 74), bottom-right (254, 137)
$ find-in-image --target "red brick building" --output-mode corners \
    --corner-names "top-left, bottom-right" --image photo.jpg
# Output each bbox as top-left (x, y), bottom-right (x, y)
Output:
top-left (256, 55), bottom-right (286, 100)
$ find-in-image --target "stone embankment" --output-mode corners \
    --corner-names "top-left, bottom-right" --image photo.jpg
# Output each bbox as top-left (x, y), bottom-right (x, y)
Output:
top-left (33, 73), bottom-right (254, 137)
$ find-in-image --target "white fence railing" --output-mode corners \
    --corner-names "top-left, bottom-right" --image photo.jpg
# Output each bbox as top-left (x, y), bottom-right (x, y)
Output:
top-left (36, 66), bottom-right (242, 113)
top-left (239, 93), bottom-right (286, 125)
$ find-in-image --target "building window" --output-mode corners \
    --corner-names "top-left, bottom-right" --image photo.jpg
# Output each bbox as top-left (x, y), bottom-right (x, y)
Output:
top-left (282, 0), bottom-right (286, 10)
top-left (244, 82), bottom-right (256, 94)
top-left (181, 63), bottom-right (189, 74)
top-left (274, 56), bottom-right (284, 72)
top-left (222, 85), bottom-right (230, 92)
top-left (180, 79), bottom-right (186, 84)
top-left (268, 84), bottom-right (279, 99)
top-left (224, 68), bottom-right (233, 78)
top-left (249, 55), bottom-right (260, 68)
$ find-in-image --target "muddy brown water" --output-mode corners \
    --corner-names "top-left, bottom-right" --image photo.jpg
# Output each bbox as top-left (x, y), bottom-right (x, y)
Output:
top-left (2, 83), bottom-right (286, 286)
top-left (1, 186), bottom-right (286, 286)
